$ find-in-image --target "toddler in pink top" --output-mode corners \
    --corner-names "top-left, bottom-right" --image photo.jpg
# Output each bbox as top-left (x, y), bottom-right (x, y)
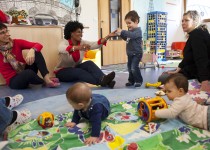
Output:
top-left (155, 73), bottom-right (210, 130)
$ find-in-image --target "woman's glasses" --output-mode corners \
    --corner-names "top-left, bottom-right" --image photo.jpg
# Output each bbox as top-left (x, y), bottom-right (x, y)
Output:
top-left (0, 29), bottom-right (9, 35)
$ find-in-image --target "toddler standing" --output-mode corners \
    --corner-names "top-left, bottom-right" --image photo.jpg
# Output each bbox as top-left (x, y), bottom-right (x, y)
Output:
top-left (116, 10), bottom-right (143, 87)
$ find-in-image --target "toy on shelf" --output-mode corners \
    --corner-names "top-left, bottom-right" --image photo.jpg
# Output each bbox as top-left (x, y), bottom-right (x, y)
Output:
top-left (145, 82), bottom-right (162, 88)
top-left (147, 11), bottom-right (167, 61)
top-left (6, 9), bottom-right (28, 25)
top-left (137, 96), bottom-right (168, 122)
top-left (140, 51), bottom-right (159, 68)
top-left (37, 112), bottom-right (54, 129)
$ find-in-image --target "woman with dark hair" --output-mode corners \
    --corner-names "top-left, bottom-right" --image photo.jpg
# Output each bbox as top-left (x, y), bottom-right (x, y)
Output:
top-left (54, 21), bottom-right (116, 88)
top-left (0, 23), bottom-right (60, 89)
top-left (158, 10), bottom-right (210, 93)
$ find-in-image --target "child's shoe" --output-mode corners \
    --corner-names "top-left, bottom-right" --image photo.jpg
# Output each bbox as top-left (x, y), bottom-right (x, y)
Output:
top-left (6, 94), bottom-right (23, 110)
top-left (5, 109), bottom-right (31, 133)
top-left (125, 82), bottom-right (134, 86)
top-left (134, 82), bottom-right (142, 87)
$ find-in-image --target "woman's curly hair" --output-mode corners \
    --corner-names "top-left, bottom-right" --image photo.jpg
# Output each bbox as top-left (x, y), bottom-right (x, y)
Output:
top-left (64, 21), bottom-right (84, 40)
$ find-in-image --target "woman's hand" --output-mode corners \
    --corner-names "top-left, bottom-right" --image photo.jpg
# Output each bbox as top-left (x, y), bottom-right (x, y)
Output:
top-left (65, 122), bottom-right (76, 128)
top-left (109, 30), bottom-right (117, 37)
top-left (84, 136), bottom-right (99, 145)
top-left (25, 48), bottom-right (35, 65)
top-left (80, 44), bottom-right (90, 51)
top-left (201, 80), bottom-right (210, 93)
top-left (167, 67), bottom-right (181, 74)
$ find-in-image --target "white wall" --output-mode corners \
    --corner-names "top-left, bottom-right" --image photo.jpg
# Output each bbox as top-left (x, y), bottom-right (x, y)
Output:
top-left (79, 0), bottom-right (99, 41)
top-left (0, 0), bottom-right (99, 41)
top-left (131, 0), bottom-right (187, 48)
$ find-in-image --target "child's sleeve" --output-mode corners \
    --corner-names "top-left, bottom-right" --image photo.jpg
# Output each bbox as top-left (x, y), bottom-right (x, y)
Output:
top-left (155, 100), bottom-right (185, 119)
top-left (71, 110), bottom-right (81, 124)
top-left (88, 104), bottom-right (104, 137)
top-left (119, 31), bottom-right (127, 41)
top-left (121, 29), bottom-right (142, 39)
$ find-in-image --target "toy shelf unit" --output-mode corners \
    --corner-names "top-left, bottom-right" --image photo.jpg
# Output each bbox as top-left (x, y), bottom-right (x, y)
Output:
top-left (147, 11), bottom-right (167, 61)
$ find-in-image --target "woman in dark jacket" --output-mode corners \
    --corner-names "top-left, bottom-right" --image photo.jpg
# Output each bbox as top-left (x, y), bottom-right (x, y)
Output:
top-left (159, 10), bottom-right (210, 93)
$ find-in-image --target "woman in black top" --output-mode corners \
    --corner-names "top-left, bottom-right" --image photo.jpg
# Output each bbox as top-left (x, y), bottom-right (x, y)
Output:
top-left (159, 10), bottom-right (210, 93)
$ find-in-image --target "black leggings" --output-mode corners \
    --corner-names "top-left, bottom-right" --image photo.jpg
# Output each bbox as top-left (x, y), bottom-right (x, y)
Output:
top-left (56, 61), bottom-right (104, 85)
top-left (9, 52), bottom-right (49, 89)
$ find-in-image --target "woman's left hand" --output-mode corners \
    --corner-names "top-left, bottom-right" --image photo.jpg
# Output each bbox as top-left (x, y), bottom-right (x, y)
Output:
top-left (25, 48), bottom-right (35, 65)
top-left (109, 30), bottom-right (117, 37)
top-left (81, 44), bottom-right (90, 51)
top-left (201, 80), bottom-right (210, 93)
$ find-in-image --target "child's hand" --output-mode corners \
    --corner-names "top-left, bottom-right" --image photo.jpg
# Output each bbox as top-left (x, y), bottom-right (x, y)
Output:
top-left (84, 136), bottom-right (99, 145)
top-left (65, 122), bottom-right (76, 128)
top-left (116, 28), bottom-right (122, 35)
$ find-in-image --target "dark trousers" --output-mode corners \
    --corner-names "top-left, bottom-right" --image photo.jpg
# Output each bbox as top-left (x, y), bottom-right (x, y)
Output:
top-left (9, 52), bottom-right (49, 89)
top-left (127, 54), bottom-right (143, 83)
top-left (56, 61), bottom-right (105, 85)
top-left (158, 68), bottom-right (210, 84)
top-left (0, 97), bottom-right (13, 135)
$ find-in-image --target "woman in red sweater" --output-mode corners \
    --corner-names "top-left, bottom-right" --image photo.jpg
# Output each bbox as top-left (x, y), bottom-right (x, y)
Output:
top-left (0, 23), bottom-right (60, 89)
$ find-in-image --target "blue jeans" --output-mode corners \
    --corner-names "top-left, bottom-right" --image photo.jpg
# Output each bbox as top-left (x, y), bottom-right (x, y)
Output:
top-left (0, 98), bottom-right (13, 135)
top-left (56, 61), bottom-right (105, 85)
top-left (127, 54), bottom-right (143, 83)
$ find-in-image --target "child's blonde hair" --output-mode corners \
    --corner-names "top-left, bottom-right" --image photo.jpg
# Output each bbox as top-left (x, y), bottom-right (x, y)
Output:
top-left (66, 82), bottom-right (92, 104)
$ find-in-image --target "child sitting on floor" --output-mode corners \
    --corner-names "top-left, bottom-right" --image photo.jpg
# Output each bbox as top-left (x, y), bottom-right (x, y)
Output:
top-left (65, 82), bottom-right (110, 145)
top-left (155, 73), bottom-right (210, 130)
top-left (0, 94), bottom-right (31, 138)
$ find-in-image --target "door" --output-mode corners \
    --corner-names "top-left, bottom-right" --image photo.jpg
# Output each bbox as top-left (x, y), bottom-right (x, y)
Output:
top-left (98, 0), bottom-right (131, 65)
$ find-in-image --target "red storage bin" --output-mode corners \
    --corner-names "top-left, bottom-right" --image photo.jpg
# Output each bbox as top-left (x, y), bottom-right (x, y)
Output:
top-left (171, 42), bottom-right (186, 51)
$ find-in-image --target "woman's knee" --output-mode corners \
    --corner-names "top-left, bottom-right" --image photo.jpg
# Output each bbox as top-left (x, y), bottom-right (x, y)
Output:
top-left (24, 69), bottom-right (37, 76)
top-left (83, 60), bottom-right (95, 66)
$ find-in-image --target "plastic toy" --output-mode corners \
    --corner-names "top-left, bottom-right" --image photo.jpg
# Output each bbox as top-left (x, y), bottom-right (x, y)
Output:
top-left (145, 82), bottom-right (162, 88)
top-left (37, 112), bottom-right (54, 129)
top-left (137, 96), bottom-right (168, 122)
top-left (155, 90), bottom-right (166, 96)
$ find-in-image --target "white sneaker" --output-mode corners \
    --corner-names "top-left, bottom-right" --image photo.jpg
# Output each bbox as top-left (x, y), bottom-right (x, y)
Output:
top-left (5, 109), bottom-right (31, 133)
top-left (7, 94), bottom-right (23, 110)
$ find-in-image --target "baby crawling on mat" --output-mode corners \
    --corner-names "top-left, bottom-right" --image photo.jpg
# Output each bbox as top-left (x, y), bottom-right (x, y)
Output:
top-left (65, 82), bottom-right (110, 145)
top-left (155, 73), bottom-right (210, 130)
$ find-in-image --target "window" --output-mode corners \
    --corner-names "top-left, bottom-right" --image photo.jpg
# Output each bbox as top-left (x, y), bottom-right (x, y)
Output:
top-left (109, 0), bottom-right (121, 40)
top-left (187, 0), bottom-right (210, 20)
